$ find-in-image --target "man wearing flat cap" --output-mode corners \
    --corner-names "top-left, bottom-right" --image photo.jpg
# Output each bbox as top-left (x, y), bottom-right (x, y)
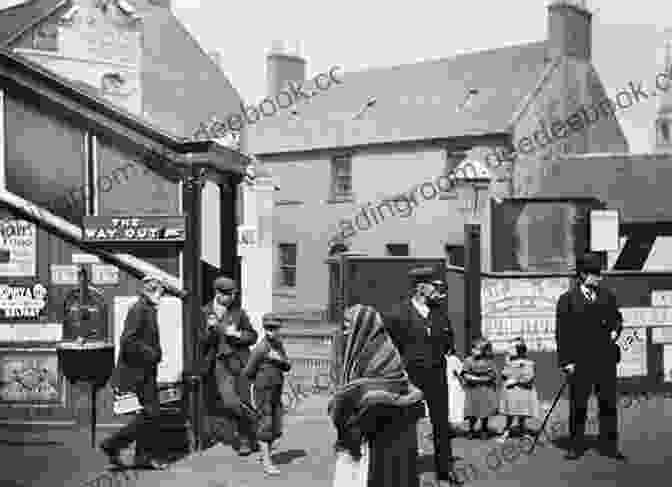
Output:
top-left (102, 275), bottom-right (167, 470)
top-left (199, 276), bottom-right (259, 455)
top-left (383, 265), bottom-right (459, 485)
top-left (555, 252), bottom-right (626, 461)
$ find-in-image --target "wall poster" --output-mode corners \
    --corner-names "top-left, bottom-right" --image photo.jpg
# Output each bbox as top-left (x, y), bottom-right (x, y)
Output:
top-left (0, 350), bottom-right (62, 404)
top-left (114, 296), bottom-right (182, 383)
top-left (617, 327), bottom-right (647, 378)
top-left (0, 283), bottom-right (48, 319)
top-left (0, 220), bottom-right (36, 277)
top-left (481, 277), bottom-right (570, 352)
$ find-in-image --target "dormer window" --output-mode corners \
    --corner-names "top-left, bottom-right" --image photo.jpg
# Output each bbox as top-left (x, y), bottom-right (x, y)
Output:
top-left (101, 72), bottom-right (131, 95)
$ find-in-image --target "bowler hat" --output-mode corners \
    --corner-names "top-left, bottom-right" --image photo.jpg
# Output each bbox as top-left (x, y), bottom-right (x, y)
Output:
top-left (576, 253), bottom-right (603, 275)
top-left (408, 265), bottom-right (443, 285)
top-left (262, 315), bottom-right (283, 329)
top-left (213, 276), bottom-right (237, 292)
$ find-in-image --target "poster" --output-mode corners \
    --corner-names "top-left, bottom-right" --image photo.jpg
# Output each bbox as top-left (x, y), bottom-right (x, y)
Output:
top-left (114, 296), bottom-right (182, 383)
top-left (481, 277), bottom-right (570, 352)
top-left (0, 220), bottom-right (36, 277)
top-left (663, 345), bottom-right (672, 383)
top-left (617, 327), bottom-right (647, 377)
top-left (0, 351), bottom-right (62, 403)
top-left (0, 283), bottom-right (48, 319)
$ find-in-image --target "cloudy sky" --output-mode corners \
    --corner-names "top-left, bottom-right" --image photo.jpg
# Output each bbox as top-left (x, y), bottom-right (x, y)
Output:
top-left (173, 0), bottom-right (672, 154)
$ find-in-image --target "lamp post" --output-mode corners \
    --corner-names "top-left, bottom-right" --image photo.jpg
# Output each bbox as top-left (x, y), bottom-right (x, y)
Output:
top-left (451, 159), bottom-right (493, 355)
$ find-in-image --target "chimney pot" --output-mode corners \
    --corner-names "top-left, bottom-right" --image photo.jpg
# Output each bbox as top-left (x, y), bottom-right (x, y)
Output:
top-left (266, 40), bottom-right (307, 99)
top-left (547, 0), bottom-right (592, 61)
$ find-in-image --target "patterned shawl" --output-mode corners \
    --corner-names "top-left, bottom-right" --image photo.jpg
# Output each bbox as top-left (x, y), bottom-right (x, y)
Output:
top-left (328, 304), bottom-right (422, 456)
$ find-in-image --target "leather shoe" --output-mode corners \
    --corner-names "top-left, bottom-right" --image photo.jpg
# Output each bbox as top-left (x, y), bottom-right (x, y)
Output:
top-left (599, 446), bottom-right (627, 461)
top-left (564, 447), bottom-right (584, 460)
top-left (100, 442), bottom-right (125, 468)
top-left (134, 456), bottom-right (168, 470)
top-left (438, 470), bottom-right (464, 486)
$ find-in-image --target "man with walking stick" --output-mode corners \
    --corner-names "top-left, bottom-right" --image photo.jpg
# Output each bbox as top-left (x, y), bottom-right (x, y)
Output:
top-left (555, 253), bottom-right (626, 461)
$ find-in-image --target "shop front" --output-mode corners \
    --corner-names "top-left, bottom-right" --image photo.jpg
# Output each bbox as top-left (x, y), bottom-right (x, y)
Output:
top-left (0, 49), bottom-right (248, 441)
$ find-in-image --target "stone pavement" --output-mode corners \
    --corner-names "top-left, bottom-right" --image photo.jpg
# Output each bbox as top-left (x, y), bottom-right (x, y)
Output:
top-left (3, 393), bottom-right (672, 487)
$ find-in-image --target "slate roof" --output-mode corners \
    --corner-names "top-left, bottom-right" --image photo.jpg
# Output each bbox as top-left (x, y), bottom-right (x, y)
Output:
top-left (0, 0), bottom-right (243, 139)
top-left (524, 153), bottom-right (672, 223)
top-left (248, 41), bottom-right (550, 155)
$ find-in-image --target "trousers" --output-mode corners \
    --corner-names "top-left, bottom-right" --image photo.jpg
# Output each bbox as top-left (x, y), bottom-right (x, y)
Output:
top-left (568, 363), bottom-right (618, 449)
top-left (407, 363), bottom-right (454, 480)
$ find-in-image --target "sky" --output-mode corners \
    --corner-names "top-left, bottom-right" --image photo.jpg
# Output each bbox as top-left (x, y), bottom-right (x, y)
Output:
top-left (172, 0), bottom-right (672, 154)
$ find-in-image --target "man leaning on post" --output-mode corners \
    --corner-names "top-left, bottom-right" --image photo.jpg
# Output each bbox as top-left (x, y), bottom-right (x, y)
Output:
top-left (101, 275), bottom-right (168, 470)
top-left (555, 252), bottom-right (626, 461)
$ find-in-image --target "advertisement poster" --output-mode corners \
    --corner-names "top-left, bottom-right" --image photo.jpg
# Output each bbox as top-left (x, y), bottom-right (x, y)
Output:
top-left (0, 351), bottom-right (62, 403)
top-left (664, 345), bottom-right (672, 383)
top-left (0, 284), bottom-right (48, 319)
top-left (481, 277), bottom-right (570, 352)
top-left (114, 296), bottom-right (182, 383)
top-left (0, 220), bottom-right (36, 277)
top-left (617, 327), bottom-right (647, 377)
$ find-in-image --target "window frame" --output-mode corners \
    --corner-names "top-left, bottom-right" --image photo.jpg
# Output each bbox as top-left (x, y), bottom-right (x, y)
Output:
top-left (385, 243), bottom-right (410, 256)
top-left (439, 148), bottom-right (467, 199)
top-left (329, 152), bottom-right (353, 202)
top-left (277, 242), bottom-right (298, 289)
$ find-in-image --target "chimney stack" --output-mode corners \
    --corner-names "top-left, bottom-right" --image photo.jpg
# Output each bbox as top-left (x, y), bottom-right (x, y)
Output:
top-left (546, 0), bottom-right (592, 61)
top-left (266, 40), bottom-right (307, 99)
top-left (209, 50), bottom-right (222, 69)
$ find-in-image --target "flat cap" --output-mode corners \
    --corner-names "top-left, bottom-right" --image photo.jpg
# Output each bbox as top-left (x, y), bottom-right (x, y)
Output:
top-left (213, 276), bottom-right (237, 292)
top-left (408, 265), bottom-right (443, 284)
top-left (262, 315), bottom-right (283, 328)
top-left (576, 253), bottom-right (603, 274)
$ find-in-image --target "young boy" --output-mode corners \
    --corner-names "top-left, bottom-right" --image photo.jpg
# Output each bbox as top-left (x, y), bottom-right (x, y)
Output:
top-left (243, 316), bottom-right (291, 475)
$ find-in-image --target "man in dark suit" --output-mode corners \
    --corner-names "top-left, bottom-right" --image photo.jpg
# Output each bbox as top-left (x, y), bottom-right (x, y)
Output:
top-left (101, 275), bottom-right (167, 470)
top-left (199, 276), bottom-right (259, 455)
top-left (384, 266), bottom-right (459, 486)
top-left (555, 253), bottom-right (626, 461)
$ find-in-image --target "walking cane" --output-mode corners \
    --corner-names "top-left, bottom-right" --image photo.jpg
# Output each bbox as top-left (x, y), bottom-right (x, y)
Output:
top-left (528, 375), bottom-right (568, 454)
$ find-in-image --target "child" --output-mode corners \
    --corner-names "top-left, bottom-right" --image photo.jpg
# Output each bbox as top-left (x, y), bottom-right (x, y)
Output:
top-left (243, 316), bottom-right (291, 475)
top-left (497, 337), bottom-right (540, 442)
top-left (445, 345), bottom-right (465, 430)
top-left (461, 338), bottom-right (498, 440)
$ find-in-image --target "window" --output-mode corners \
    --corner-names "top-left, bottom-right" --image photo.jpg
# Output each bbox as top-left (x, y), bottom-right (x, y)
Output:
top-left (440, 149), bottom-right (467, 198)
top-left (444, 244), bottom-right (465, 267)
top-left (277, 243), bottom-right (297, 288)
top-left (386, 243), bottom-right (409, 256)
top-left (330, 154), bottom-right (352, 200)
top-left (33, 23), bottom-right (58, 51)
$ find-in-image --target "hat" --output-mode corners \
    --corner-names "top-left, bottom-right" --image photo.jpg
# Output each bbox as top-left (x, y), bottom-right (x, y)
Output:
top-left (408, 265), bottom-right (443, 285)
top-left (142, 274), bottom-right (165, 286)
top-left (576, 253), bottom-right (603, 275)
top-left (213, 276), bottom-right (237, 292)
top-left (262, 315), bottom-right (283, 329)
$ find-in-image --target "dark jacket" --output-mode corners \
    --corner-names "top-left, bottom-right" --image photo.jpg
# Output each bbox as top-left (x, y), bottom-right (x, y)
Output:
top-left (383, 298), bottom-right (455, 370)
top-left (198, 302), bottom-right (258, 377)
top-left (555, 284), bottom-right (623, 369)
top-left (111, 294), bottom-right (162, 393)
top-left (243, 337), bottom-right (291, 389)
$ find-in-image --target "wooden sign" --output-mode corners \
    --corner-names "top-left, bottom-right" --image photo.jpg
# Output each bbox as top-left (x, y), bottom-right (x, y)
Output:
top-left (0, 283), bottom-right (48, 319)
top-left (91, 264), bottom-right (119, 285)
top-left (51, 265), bottom-right (79, 285)
top-left (82, 216), bottom-right (185, 243)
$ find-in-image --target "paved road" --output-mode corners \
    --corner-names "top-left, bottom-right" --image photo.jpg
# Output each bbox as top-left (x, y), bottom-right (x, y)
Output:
top-left (2, 393), bottom-right (672, 487)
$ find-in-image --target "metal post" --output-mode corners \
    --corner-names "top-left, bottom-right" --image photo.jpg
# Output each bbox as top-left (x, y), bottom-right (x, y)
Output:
top-left (464, 223), bottom-right (482, 354)
top-left (182, 166), bottom-right (206, 450)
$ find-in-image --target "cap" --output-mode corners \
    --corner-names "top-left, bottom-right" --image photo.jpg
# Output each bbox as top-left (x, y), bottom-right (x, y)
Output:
top-left (142, 274), bottom-right (165, 286)
top-left (576, 253), bottom-right (603, 275)
top-left (408, 265), bottom-right (443, 285)
top-left (213, 276), bottom-right (237, 292)
top-left (262, 315), bottom-right (283, 329)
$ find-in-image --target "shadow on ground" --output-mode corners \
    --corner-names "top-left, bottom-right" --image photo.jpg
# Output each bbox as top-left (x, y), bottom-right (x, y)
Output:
top-left (273, 448), bottom-right (308, 465)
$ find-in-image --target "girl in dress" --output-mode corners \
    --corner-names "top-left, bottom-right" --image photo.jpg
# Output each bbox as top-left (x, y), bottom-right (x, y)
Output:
top-left (497, 337), bottom-right (540, 442)
top-left (445, 344), bottom-right (465, 431)
top-left (461, 338), bottom-right (498, 440)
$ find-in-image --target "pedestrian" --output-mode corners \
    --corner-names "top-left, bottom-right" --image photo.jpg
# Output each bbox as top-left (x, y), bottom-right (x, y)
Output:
top-left (383, 266), bottom-right (461, 486)
top-left (101, 275), bottom-right (168, 470)
top-left (198, 276), bottom-right (259, 455)
top-left (329, 304), bottom-right (425, 487)
top-left (497, 337), bottom-right (540, 442)
top-left (555, 252), bottom-right (626, 461)
top-left (445, 345), bottom-right (465, 431)
top-left (243, 315), bottom-right (292, 476)
top-left (461, 338), bottom-right (498, 440)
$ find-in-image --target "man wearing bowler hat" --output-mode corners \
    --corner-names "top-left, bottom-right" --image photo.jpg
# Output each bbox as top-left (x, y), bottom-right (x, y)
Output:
top-left (383, 265), bottom-right (459, 485)
top-left (555, 252), bottom-right (626, 461)
top-left (199, 276), bottom-right (259, 455)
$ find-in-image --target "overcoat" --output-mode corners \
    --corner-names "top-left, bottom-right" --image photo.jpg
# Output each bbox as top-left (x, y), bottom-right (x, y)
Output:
top-left (111, 294), bottom-right (162, 394)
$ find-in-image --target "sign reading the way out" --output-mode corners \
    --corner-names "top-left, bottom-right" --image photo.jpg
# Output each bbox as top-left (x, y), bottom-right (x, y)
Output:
top-left (82, 216), bottom-right (185, 243)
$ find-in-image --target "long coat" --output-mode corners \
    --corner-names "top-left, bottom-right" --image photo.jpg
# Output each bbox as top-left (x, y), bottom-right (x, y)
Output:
top-left (111, 294), bottom-right (162, 394)
top-left (555, 284), bottom-right (623, 371)
top-left (198, 302), bottom-right (258, 412)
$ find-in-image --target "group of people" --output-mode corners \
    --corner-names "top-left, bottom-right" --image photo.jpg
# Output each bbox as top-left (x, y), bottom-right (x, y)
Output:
top-left (100, 275), bottom-right (293, 475)
top-left (328, 252), bottom-right (627, 487)
top-left (97, 251), bottom-right (627, 485)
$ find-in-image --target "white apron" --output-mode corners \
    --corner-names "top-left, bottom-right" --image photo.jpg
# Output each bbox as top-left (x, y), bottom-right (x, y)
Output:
top-left (332, 442), bottom-right (369, 487)
top-left (446, 355), bottom-right (465, 425)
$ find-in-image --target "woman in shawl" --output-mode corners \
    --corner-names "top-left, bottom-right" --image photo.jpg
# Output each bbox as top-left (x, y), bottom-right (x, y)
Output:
top-left (329, 304), bottom-right (425, 487)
